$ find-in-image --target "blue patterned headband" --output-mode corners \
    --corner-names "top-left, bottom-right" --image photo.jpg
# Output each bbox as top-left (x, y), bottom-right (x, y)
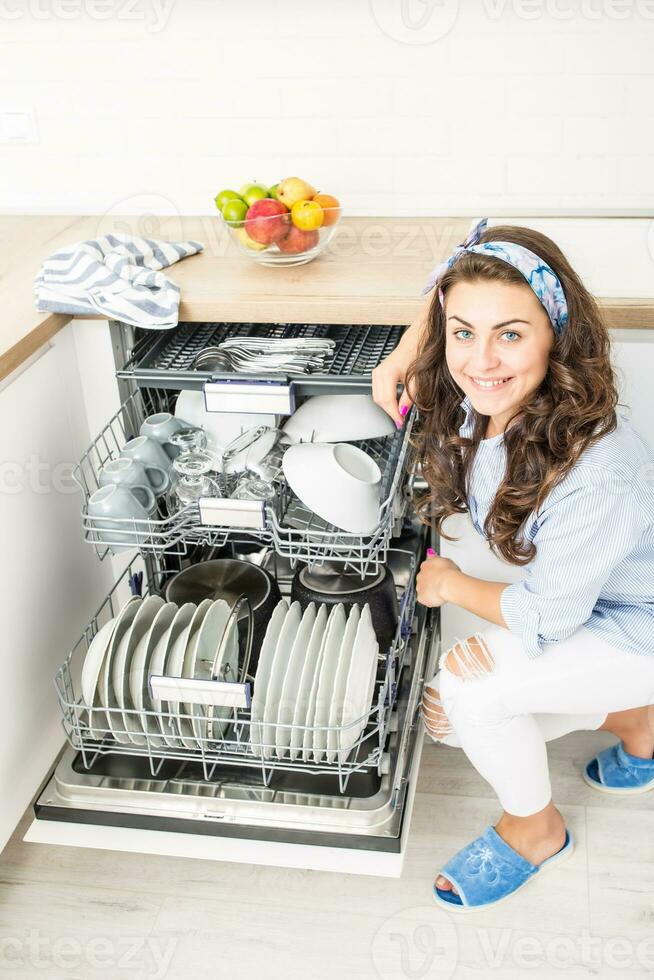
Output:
top-left (421, 218), bottom-right (569, 336)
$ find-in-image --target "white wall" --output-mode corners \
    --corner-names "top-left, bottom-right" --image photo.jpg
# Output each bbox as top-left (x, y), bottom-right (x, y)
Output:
top-left (2, 0), bottom-right (654, 216)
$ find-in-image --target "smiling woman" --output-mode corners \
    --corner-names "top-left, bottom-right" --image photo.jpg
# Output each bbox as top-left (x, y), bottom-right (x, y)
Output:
top-left (406, 221), bottom-right (617, 566)
top-left (372, 217), bottom-right (654, 914)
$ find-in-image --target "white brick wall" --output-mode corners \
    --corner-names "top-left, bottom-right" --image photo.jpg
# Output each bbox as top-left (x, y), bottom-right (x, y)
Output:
top-left (2, 0), bottom-right (654, 215)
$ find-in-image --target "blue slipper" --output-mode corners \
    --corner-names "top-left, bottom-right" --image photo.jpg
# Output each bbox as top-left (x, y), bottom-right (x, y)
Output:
top-left (584, 741), bottom-right (654, 795)
top-left (432, 826), bottom-right (574, 913)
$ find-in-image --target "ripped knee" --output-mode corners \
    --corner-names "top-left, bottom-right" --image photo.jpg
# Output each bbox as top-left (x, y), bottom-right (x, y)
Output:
top-left (440, 633), bottom-right (495, 681)
top-left (421, 685), bottom-right (454, 741)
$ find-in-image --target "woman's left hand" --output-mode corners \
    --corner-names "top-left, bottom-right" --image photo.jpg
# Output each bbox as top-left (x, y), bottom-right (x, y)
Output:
top-left (416, 551), bottom-right (461, 607)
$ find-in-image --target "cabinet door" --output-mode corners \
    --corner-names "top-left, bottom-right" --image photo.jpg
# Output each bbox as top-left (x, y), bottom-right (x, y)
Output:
top-left (0, 325), bottom-right (113, 853)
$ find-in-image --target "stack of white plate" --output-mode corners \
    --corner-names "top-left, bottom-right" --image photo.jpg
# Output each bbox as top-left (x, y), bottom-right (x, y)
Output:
top-left (250, 599), bottom-right (379, 765)
top-left (79, 593), bottom-right (240, 751)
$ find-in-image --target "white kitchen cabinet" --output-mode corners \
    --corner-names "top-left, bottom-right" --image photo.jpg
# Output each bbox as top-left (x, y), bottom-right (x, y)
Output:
top-left (0, 324), bottom-right (114, 852)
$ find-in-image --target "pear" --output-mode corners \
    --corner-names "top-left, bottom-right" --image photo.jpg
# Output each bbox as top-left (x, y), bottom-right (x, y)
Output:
top-left (277, 177), bottom-right (317, 209)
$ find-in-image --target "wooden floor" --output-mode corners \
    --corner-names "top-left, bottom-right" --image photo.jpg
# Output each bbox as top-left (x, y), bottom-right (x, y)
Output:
top-left (2, 729), bottom-right (653, 980)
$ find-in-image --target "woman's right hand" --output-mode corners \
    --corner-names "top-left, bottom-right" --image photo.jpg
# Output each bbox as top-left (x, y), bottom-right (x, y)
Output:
top-left (371, 346), bottom-right (416, 427)
top-left (372, 296), bottom-right (431, 425)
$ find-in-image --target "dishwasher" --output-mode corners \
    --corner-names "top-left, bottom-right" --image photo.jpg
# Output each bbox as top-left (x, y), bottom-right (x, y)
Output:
top-left (27, 321), bottom-right (439, 877)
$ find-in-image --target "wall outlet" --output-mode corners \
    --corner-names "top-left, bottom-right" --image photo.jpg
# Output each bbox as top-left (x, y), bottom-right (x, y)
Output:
top-left (0, 107), bottom-right (38, 144)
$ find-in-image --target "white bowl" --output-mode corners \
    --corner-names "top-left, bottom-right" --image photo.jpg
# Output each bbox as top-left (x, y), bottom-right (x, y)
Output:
top-left (174, 389), bottom-right (277, 454)
top-left (282, 442), bottom-right (381, 534)
top-left (281, 394), bottom-right (395, 445)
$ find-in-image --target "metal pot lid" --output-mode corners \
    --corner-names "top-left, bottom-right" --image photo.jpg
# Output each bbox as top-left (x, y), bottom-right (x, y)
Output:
top-left (165, 558), bottom-right (272, 610)
top-left (298, 562), bottom-right (385, 596)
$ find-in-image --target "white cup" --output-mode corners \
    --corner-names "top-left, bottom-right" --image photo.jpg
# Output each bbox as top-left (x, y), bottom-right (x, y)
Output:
top-left (140, 412), bottom-right (191, 459)
top-left (87, 483), bottom-right (152, 553)
top-left (121, 436), bottom-right (171, 496)
top-left (98, 457), bottom-right (157, 514)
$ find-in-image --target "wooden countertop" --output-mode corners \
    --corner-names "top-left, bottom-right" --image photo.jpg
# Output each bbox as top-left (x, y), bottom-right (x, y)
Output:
top-left (2, 214), bottom-right (653, 385)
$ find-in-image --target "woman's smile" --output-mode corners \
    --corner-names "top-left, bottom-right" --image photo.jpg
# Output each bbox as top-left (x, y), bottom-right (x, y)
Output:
top-left (445, 280), bottom-right (555, 433)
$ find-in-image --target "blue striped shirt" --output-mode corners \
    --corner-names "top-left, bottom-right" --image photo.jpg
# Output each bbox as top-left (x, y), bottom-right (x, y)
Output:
top-left (459, 397), bottom-right (654, 658)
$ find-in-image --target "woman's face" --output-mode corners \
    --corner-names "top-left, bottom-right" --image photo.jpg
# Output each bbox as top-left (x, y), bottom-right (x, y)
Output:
top-left (444, 278), bottom-right (555, 434)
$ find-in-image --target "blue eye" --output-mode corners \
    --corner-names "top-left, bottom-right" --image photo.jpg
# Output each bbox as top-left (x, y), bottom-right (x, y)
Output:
top-left (502, 331), bottom-right (520, 342)
top-left (454, 329), bottom-right (473, 341)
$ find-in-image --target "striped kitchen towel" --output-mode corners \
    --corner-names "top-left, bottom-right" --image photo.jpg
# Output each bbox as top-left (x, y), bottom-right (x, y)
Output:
top-left (34, 233), bottom-right (204, 329)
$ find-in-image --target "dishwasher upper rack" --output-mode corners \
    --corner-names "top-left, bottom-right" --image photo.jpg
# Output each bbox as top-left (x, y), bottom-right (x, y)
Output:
top-left (54, 550), bottom-right (418, 794)
top-left (117, 322), bottom-right (405, 394)
top-left (73, 387), bottom-right (415, 576)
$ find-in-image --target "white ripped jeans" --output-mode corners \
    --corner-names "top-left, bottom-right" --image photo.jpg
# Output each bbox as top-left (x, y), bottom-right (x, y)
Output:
top-left (423, 625), bottom-right (654, 817)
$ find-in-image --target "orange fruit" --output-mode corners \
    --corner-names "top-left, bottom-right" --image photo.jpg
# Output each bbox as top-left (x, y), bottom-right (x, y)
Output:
top-left (291, 199), bottom-right (324, 231)
top-left (312, 193), bottom-right (340, 226)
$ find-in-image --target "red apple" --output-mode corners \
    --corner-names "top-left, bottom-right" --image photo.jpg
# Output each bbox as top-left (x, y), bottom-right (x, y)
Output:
top-left (244, 199), bottom-right (290, 244)
top-left (277, 225), bottom-right (319, 254)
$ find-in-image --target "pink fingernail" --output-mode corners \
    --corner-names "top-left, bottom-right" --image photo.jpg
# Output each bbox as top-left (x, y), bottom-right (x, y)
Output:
top-left (395, 419), bottom-right (403, 429)
top-left (426, 547), bottom-right (436, 557)
top-left (399, 404), bottom-right (409, 417)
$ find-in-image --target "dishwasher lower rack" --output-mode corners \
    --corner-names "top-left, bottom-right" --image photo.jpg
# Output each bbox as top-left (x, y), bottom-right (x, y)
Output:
top-left (73, 387), bottom-right (415, 576)
top-left (55, 550), bottom-right (418, 796)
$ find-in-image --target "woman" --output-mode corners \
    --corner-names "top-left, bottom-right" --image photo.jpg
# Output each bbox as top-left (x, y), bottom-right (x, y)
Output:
top-left (372, 219), bottom-right (654, 912)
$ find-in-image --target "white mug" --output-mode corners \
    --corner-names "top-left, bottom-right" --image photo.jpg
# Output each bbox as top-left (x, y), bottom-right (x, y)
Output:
top-left (87, 483), bottom-right (151, 553)
top-left (121, 436), bottom-right (172, 496)
top-left (140, 412), bottom-right (190, 460)
top-left (98, 457), bottom-right (157, 514)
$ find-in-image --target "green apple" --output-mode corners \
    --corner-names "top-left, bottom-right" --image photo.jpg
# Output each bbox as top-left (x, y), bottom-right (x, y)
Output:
top-left (240, 183), bottom-right (269, 206)
top-left (221, 198), bottom-right (248, 227)
top-left (214, 188), bottom-right (242, 212)
top-left (268, 183), bottom-right (279, 200)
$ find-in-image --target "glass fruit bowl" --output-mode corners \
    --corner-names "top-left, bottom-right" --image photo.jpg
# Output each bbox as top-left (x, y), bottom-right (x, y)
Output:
top-left (220, 206), bottom-right (341, 267)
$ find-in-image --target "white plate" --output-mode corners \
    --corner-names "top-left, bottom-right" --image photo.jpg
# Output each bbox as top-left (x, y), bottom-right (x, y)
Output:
top-left (81, 616), bottom-right (116, 740)
top-left (250, 599), bottom-right (288, 755)
top-left (290, 604), bottom-right (327, 762)
top-left (311, 603), bottom-right (346, 764)
top-left (340, 606), bottom-right (379, 764)
top-left (326, 605), bottom-right (360, 764)
top-left (152, 602), bottom-right (196, 747)
top-left (112, 595), bottom-right (165, 746)
top-left (183, 599), bottom-right (231, 746)
top-left (99, 597), bottom-right (142, 743)
top-left (179, 599), bottom-right (213, 748)
top-left (129, 602), bottom-right (178, 748)
top-left (81, 618), bottom-right (116, 706)
top-left (281, 394), bottom-right (395, 445)
top-left (165, 598), bottom-right (212, 749)
top-left (275, 603), bottom-right (316, 760)
top-left (262, 601), bottom-right (302, 761)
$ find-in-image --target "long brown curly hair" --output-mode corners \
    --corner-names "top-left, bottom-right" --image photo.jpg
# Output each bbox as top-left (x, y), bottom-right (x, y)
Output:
top-left (407, 223), bottom-right (619, 565)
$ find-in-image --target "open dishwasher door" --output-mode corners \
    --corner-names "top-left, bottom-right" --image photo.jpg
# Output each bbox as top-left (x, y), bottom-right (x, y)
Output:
top-left (27, 321), bottom-right (437, 877)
